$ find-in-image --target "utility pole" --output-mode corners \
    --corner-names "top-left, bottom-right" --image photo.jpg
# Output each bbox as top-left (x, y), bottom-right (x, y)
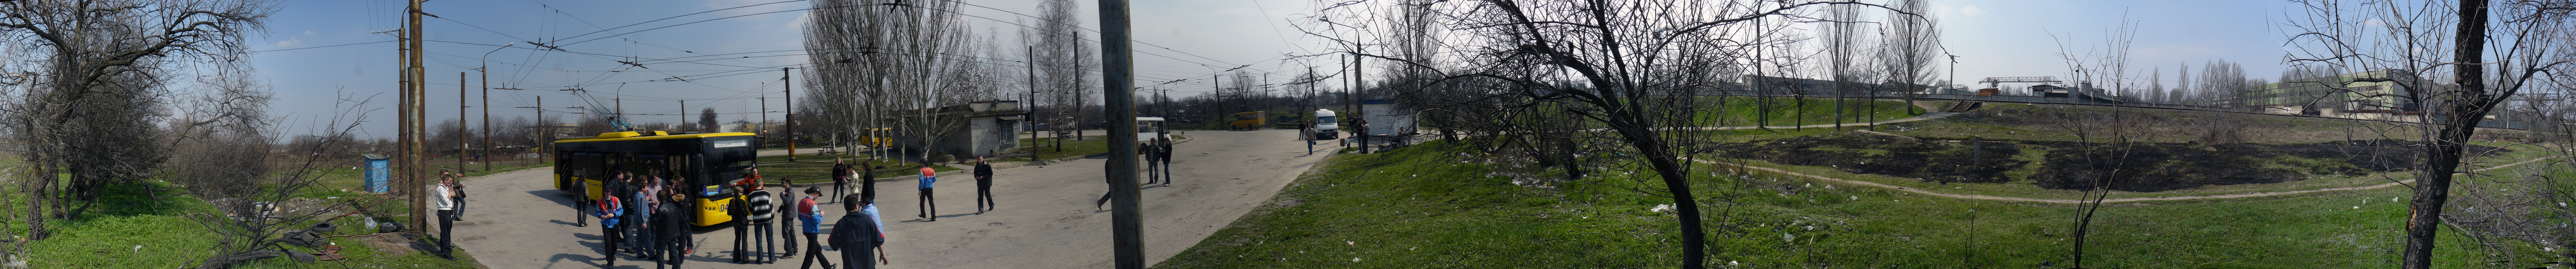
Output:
top-left (785, 67), bottom-right (798, 162)
top-left (480, 67), bottom-right (491, 172)
top-left (460, 72), bottom-right (469, 171)
top-left (534, 96), bottom-right (545, 165)
top-left (1027, 46), bottom-right (1041, 162)
top-left (403, 0), bottom-right (429, 231)
top-left (679, 100), bottom-right (687, 132)
top-left (1098, 0), bottom-right (1143, 267)
top-left (479, 43), bottom-right (509, 172)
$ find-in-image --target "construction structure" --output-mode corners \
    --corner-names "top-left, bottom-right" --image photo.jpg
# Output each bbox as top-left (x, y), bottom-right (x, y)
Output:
top-left (883, 100), bottom-right (1028, 161)
top-left (2246, 69), bottom-right (2418, 117)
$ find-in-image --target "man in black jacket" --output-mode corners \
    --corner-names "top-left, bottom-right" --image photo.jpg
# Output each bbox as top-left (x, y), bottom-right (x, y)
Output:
top-left (973, 157), bottom-right (995, 214)
top-left (656, 191), bottom-right (689, 269)
top-left (829, 194), bottom-right (887, 268)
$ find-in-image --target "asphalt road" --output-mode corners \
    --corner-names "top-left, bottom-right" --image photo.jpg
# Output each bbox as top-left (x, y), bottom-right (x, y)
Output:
top-left (448, 128), bottom-right (1336, 268)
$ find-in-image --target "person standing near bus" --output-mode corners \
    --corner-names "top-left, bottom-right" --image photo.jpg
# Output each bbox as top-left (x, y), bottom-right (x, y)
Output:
top-left (433, 172), bottom-right (461, 260)
top-left (633, 175), bottom-right (661, 260)
top-left (916, 163), bottom-right (938, 221)
top-left (730, 172), bottom-right (767, 264)
top-left (572, 174), bottom-right (592, 227)
top-left (593, 189), bottom-right (624, 268)
top-left (777, 175), bottom-right (799, 259)
top-left (655, 190), bottom-right (689, 269)
top-left (973, 157), bottom-right (995, 214)
top-left (797, 188), bottom-right (835, 269)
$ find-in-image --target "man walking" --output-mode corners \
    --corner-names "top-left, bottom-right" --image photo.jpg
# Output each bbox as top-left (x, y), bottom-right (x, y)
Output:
top-left (593, 189), bottom-right (624, 268)
top-left (433, 172), bottom-right (461, 260)
top-left (798, 189), bottom-right (836, 269)
top-left (973, 157), bottom-right (995, 214)
top-left (572, 175), bottom-right (592, 227)
top-left (829, 194), bottom-right (888, 268)
top-left (916, 163), bottom-right (938, 221)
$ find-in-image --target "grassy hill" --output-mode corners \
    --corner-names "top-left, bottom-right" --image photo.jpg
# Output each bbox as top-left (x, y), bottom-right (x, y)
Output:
top-left (1160, 141), bottom-right (2553, 268)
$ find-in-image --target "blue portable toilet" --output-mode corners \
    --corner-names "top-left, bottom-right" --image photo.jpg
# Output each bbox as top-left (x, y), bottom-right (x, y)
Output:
top-left (362, 154), bottom-right (391, 193)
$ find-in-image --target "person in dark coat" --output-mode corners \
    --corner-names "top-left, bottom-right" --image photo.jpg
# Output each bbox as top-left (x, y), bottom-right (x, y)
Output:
top-left (573, 175), bottom-right (591, 227)
top-left (777, 175), bottom-right (799, 258)
top-left (655, 191), bottom-right (689, 269)
top-left (829, 194), bottom-right (888, 268)
top-left (1157, 138), bottom-right (1175, 186)
top-left (973, 158), bottom-right (996, 214)
top-left (860, 161), bottom-right (877, 203)
top-left (729, 178), bottom-right (753, 264)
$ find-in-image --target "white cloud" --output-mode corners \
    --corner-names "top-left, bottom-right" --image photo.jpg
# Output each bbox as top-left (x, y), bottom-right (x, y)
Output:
top-left (275, 37), bottom-right (304, 47)
top-left (302, 30), bottom-right (315, 36)
top-left (1961, 5), bottom-right (1984, 17)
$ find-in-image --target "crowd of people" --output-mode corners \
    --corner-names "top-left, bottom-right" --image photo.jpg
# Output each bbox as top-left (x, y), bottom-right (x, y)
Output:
top-left (543, 156), bottom-right (1007, 269)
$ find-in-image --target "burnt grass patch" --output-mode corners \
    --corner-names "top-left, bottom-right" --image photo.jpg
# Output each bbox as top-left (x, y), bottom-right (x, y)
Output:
top-left (1718, 134), bottom-right (2506, 192)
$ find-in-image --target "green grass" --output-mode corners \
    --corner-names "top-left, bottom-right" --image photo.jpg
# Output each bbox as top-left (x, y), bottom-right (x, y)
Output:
top-left (1161, 141), bottom-right (2555, 268)
top-left (13, 180), bottom-right (481, 269)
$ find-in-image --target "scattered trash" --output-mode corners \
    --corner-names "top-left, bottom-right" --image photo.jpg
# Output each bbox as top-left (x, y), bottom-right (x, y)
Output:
top-left (1353, 257), bottom-right (1363, 262)
top-left (1650, 204), bottom-right (1675, 213)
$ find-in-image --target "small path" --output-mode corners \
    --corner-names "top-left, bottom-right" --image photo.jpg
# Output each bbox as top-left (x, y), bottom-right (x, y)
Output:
top-left (1700, 156), bottom-right (2560, 204)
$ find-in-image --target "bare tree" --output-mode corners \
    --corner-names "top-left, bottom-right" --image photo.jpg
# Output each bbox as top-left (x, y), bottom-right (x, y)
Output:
top-left (2286, 1), bottom-right (2576, 268)
top-left (1880, 0), bottom-right (1938, 115)
top-left (1309, 1), bottom-right (1908, 268)
top-left (0, 0), bottom-right (272, 241)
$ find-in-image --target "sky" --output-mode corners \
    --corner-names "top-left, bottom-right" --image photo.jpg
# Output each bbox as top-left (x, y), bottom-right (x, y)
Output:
top-left (240, 0), bottom-right (2301, 139)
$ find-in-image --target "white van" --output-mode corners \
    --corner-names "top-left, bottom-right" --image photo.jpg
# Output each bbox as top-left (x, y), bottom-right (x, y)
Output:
top-left (1134, 117), bottom-right (1170, 142)
top-left (1311, 109), bottom-right (1339, 139)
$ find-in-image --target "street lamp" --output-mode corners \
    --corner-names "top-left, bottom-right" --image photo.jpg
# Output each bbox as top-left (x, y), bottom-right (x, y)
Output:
top-left (478, 43), bottom-right (514, 172)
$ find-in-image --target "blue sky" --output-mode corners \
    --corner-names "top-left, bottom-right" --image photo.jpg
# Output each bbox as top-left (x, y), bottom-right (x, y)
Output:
top-left (242, 0), bottom-right (2296, 138)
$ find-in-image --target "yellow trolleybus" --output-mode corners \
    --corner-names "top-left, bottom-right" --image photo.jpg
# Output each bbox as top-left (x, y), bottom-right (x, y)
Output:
top-left (555, 131), bottom-right (759, 226)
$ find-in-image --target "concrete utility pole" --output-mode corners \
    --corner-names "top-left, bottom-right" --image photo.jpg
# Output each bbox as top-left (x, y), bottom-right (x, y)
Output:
top-left (520, 96), bottom-right (543, 165)
top-left (1097, 0), bottom-right (1143, 267)
top-left (404, 0), bottom-right (429, 231)
top-left (481, 43), bottom-right (510, 171)
top-left (679, 100), bottom-right (687, 132)
top-left (1027, 46), bottom-right (1041, 162)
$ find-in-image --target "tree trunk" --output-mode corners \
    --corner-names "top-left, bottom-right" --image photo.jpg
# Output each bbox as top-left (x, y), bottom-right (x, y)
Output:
top-left (2401, 0), bottom-right (2488, 268)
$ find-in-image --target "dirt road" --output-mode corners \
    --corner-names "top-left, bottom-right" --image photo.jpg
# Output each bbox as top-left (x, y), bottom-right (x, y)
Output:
top-left (447, 129), bottom-right (1336, 268)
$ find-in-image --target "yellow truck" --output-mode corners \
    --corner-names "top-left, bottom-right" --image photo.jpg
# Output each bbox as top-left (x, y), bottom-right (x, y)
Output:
top-left (1229, 111), bottom-right (1267, 130)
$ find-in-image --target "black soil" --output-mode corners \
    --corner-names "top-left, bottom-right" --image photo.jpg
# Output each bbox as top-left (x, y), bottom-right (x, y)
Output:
top-left (1718, 135), bottom-right (2506, 192)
